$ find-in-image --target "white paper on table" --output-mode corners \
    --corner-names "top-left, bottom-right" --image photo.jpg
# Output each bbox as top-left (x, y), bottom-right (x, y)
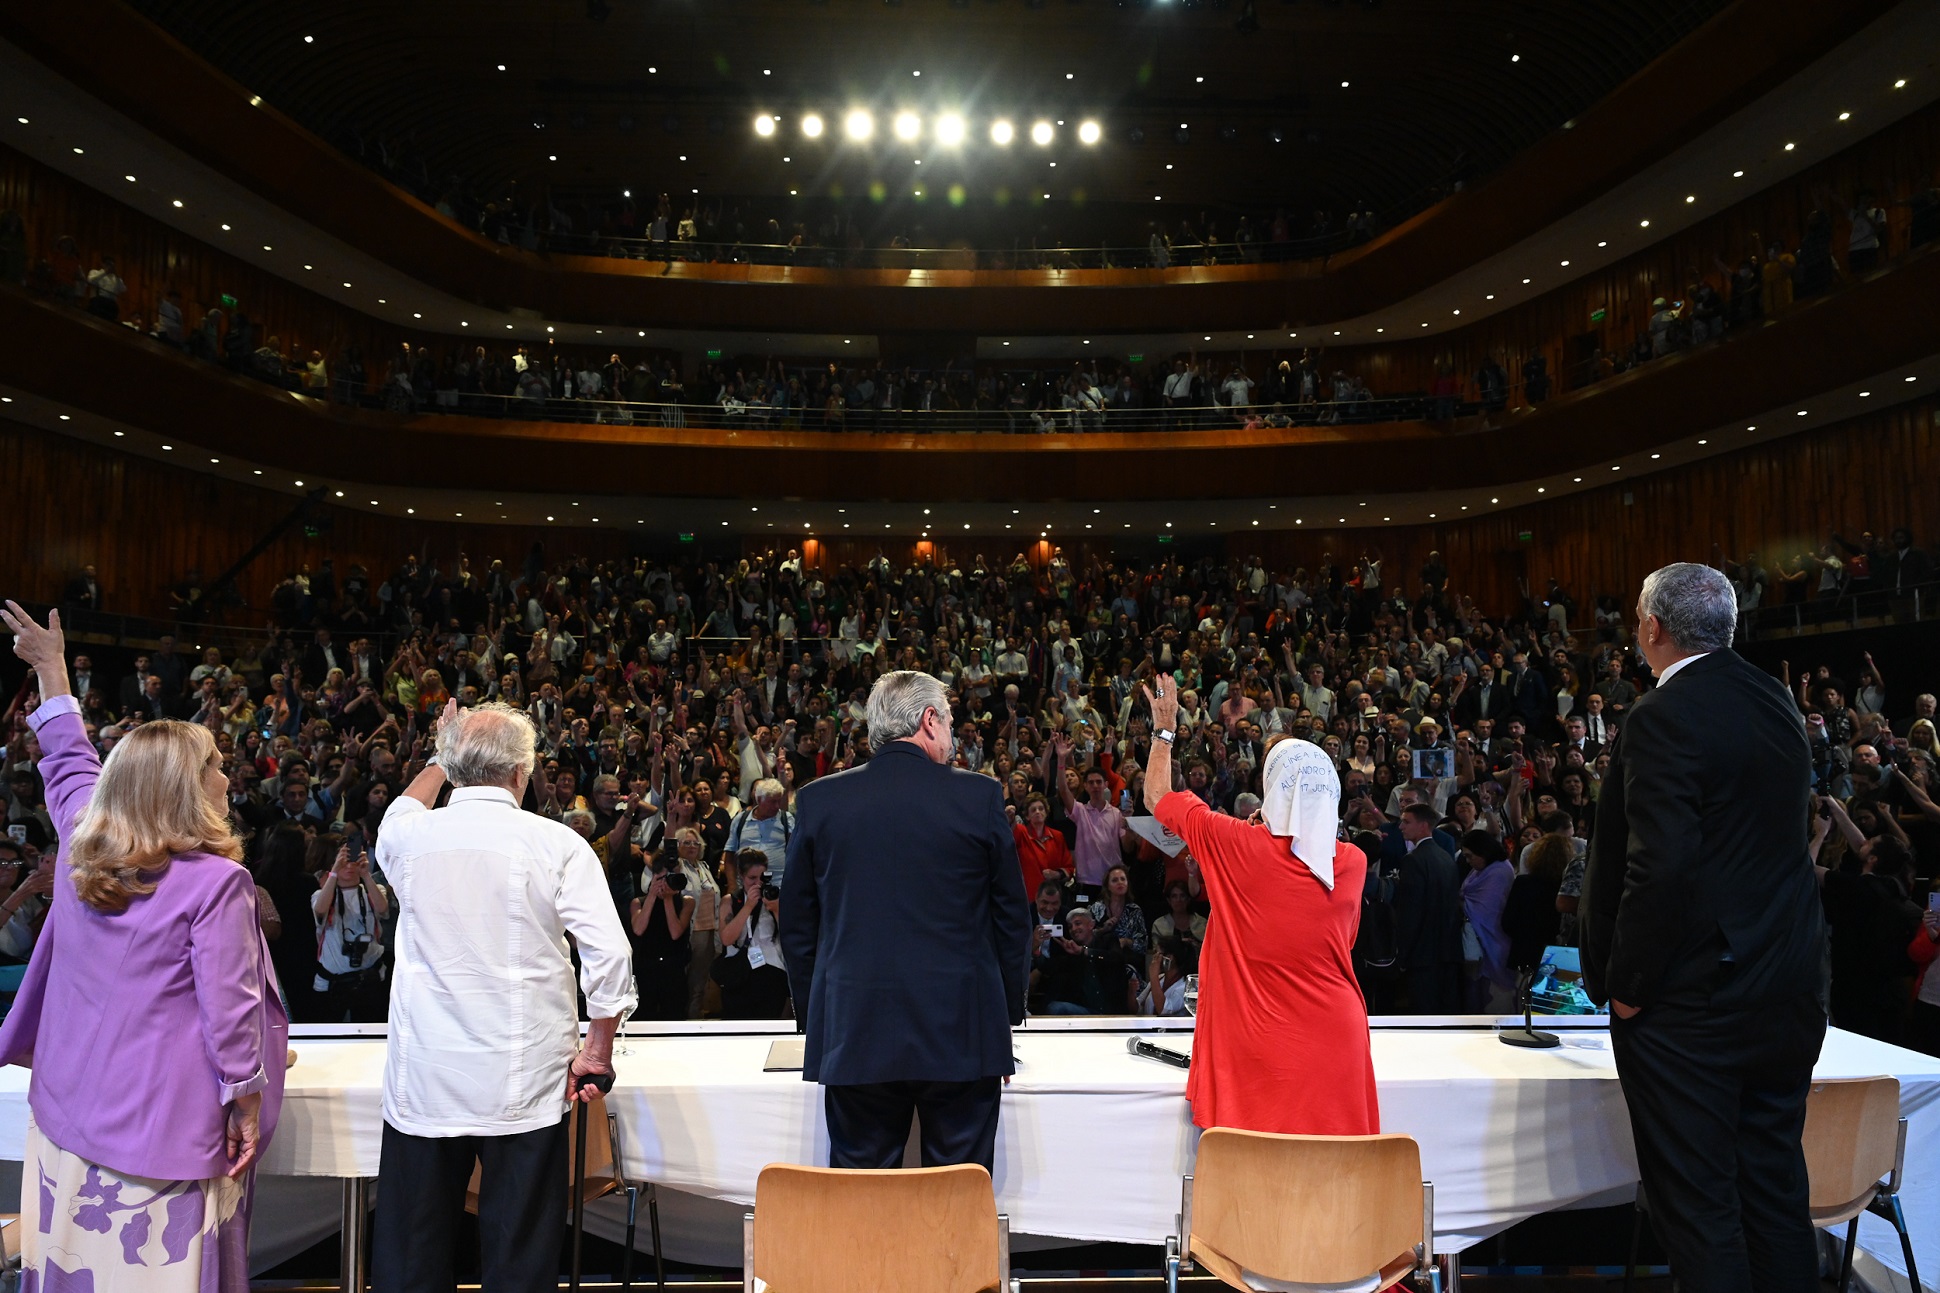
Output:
top-left (1126, 815), bottom-right (1188, 857)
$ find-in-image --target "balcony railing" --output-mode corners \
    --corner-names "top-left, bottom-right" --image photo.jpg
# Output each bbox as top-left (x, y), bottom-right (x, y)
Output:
top-left (336, 388), bottom-right (1449, 433)
top-left (524, 231), bottom-right (1364, 272)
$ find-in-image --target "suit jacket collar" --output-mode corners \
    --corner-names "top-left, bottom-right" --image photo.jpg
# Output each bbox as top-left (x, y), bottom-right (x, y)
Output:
top-left (875, 740), bottom-right (935, 765)
top-left (1655, 650), bottom-right (1728, 689)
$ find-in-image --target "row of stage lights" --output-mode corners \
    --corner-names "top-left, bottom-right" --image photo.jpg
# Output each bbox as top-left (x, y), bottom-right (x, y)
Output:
top-left (753, 111), bottom-right (1102, 147)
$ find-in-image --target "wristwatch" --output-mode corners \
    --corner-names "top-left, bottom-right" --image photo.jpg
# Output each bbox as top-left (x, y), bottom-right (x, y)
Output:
top-left (1153, 729), bottom-right (1177, 745)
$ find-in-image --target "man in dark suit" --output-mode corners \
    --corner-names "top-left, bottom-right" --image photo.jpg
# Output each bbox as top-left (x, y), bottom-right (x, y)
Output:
top-left (1391, 803), bottom-right (1464, 1013)
top-left (781, 670), bottom-right (1031, 1172)
top-left (302, 628), bottom-right (343, 690)
top-left (1453, 664), bottom-right (1511, 728)
top-left (1581, 563), bottom-right (1826, 1293)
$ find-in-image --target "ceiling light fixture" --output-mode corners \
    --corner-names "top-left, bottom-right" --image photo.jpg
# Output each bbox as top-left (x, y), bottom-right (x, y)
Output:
top-left (1077, 120), bottom-right (1102, 145)
top-left (1030, 120), bottom-right (1055, 146)
top-left (893, 111), bottom-right (921, 141)
top-left (801, 113), bottom-right (825, 138)
top-left (935, 113), bottom-right (966, 146)
top-left (990, 119), bottom-right (1014, 146)
top-left (844, 110), bottom-right (874, 141)
top-left (754, 114), bottom-right (777, 137)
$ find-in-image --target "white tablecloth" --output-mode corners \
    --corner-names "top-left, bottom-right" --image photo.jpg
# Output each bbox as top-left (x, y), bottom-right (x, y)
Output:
top-left (0, 1024), bottom-right (1933, 1287)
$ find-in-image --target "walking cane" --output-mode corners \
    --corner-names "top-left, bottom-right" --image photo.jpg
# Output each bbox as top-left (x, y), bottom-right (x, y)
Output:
top-left (570, 1070), bottom-right (616, 1293)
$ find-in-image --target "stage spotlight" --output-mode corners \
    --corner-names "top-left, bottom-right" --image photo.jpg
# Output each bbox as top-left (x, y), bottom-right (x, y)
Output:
top-left (845, 109), bottom-right (874, 141)
top-left (1030, 120), bottom-right (1054, 146)
top-left (934, 113), bottom-right (967, 146)
top-left (801, 113), bottom-right (825, 138)
top-left (893, 111), bottom-right (921, 141)
top-left (990, 119), bottom-right (1015, 145)
top-left (754, 114), bottom-right (777, 137)
top-left (1077, 120), bottom-right (1102, 145)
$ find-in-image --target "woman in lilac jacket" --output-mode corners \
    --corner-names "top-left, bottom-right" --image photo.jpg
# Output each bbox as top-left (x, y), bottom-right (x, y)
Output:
top-left (0, 603), bottom-right (287, 1293)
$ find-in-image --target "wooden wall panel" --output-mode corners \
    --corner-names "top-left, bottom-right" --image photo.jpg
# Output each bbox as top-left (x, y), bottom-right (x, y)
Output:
top-left (0, 416), bottom-right (633, 620)
top-left (1226, 396), bottom-right (1940, 614)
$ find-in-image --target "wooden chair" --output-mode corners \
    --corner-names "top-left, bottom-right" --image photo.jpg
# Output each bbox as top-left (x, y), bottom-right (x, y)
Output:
top-left (742, 1163), bottom-right (1014, 1293)
top-left (463, 1094), bottom-right (663, 1290)
top-left (1804, 1076), bottom-right (1918, 1293)
top-left (1165, 1130), bottom-right (1437, 1293)
top-left (1624, 1075), bottom-right (1917, 1293)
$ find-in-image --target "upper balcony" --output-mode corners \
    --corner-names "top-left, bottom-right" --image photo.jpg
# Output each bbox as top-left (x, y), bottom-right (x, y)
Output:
top-left (0, 0), bottom-right (1912, 338)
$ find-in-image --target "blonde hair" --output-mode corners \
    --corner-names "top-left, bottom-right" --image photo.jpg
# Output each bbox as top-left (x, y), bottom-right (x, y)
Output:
top-left (66, 720), bottom-right (240, 912)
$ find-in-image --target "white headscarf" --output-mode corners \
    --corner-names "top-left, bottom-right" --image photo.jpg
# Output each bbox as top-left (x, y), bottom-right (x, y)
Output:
top-left (1259, 737), bottom-right (1343, 890)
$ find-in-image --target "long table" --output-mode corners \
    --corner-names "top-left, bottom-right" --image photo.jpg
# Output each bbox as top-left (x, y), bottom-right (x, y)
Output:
top-left (0, 1021), bottom-right (1933, 1289)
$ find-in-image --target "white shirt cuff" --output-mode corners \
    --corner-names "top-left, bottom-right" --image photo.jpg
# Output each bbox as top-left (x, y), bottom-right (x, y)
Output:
top-left (27, 693), bottom-right (81, 731)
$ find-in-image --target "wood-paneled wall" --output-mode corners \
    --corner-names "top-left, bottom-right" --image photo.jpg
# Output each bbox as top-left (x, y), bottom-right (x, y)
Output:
top-left (12, 392), bottom-right (1938, 625)
top-left (0, 416), bottom-right (634, 620)
top-left (1226, 396), bottom-right (1940, 615)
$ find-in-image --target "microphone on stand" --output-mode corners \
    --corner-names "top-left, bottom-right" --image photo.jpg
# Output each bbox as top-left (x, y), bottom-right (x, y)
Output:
top-left (1497, 967), bottom-right (1560, 1049)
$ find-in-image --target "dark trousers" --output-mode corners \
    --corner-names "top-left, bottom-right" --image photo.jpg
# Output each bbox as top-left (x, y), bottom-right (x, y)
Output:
top-left (1401, 962), bottom-right (1462, 1014)
top-left (1612, 991), bottom-right (1826, 1293)
top-left (824, 1078), bottom-right (1002, 1173)
top-left (373, 1116), bottom-right (568, 1293)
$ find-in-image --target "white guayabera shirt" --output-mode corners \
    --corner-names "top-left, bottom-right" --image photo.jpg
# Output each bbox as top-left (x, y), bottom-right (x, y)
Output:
top-left (377, 787), bottom-right (636, 1137)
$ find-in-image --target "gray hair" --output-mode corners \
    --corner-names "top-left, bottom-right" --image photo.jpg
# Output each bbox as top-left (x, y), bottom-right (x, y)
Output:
top-left (1639, 563), bottom-right (1737, 653)
top-left (751, 777), bottom-right (785, 803)
top-left (562, 808), bottom-right (595, 832)
top-left (1232, 792), bottom-right (1261, 817)
top-left (866, 670), bottom-right (949, 744)
top-left (436, 702), bottom-right (539, 788)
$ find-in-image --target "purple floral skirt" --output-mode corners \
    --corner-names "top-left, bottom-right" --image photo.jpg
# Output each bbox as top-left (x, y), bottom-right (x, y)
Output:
top-left (20, 1113), bottom-right (252, 1292)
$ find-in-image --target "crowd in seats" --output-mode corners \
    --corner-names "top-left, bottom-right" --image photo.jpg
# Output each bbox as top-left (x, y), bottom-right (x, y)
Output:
top-left (7, 544), bottom-right (1937, 1051)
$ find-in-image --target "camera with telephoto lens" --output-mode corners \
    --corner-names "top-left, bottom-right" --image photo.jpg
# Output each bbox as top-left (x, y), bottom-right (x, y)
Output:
top-left (761, 881), bottom-right (781, 902)
top-left (344, 936), bottom-right (372, 969)
top-left (663, 870), bottom-right (688, 892)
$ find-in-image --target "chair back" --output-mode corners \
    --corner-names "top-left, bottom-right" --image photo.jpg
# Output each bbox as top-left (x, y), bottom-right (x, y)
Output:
top-left (1191, 1129), bottom-right (1423, 1286)
top-left (1802, 1077), bottom-right (1900, 1219)
top-left (751, 1163), bottom-right (1002, 1293)
top-left (464, 1093), bottom-right (619, 1213)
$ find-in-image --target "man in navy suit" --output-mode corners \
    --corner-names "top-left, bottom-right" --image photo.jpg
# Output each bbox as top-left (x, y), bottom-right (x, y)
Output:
top-left (781, 670), bottom-right (1031, 1172)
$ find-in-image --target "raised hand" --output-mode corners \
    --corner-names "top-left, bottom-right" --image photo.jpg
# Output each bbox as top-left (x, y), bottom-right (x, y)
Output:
top-left (0, 602), bottom-right (66, 690)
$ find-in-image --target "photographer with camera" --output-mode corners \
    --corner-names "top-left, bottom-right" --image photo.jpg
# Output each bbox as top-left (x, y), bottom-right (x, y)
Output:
top-left (629, 842), bottom-right (696, 1020)
top-left (312, 837), bottom-right (390, 1021)
top-left (715, 848), bottom-right (788, 1019)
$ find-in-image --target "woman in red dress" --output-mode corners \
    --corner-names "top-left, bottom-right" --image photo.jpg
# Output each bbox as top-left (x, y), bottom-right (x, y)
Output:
top-left (1143, 680), bottom-right (1379, 1135)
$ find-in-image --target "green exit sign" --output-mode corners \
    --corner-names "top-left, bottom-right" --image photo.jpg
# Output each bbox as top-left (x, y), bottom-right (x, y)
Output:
top-left (1517, 530), bottom-right (1534, 543)
top-left (678, 532), bottom-right (695, 542)
top-left (1589, 308), bottom-right (1607, 324)
top-left (706, 348), bottom-right (723, 360)
top-left (1128, 353), bottom-right (1144, 364)
top-left (1157, 533), bottom-right (1174, 544)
